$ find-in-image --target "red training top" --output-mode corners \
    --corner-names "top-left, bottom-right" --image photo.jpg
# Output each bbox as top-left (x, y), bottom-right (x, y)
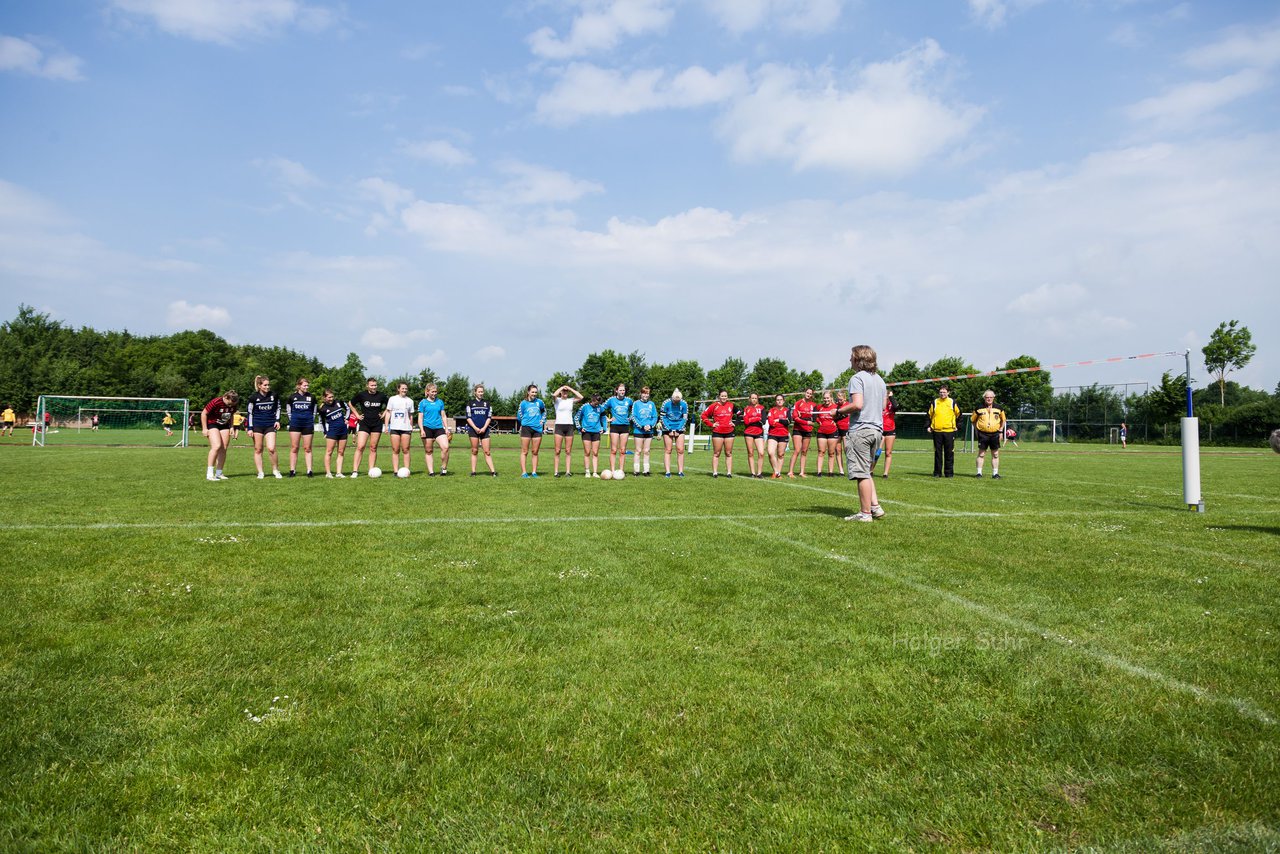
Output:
top-left (766, 406), bottom-right (791, 438)
top-left (791, 398), bottom-right (816, 431)
top-left (882, 397), bottom-right (897, 432)
top-left (814, 403), bottom-right (838, 436)
top-left (701, 402), bottom-right (737, 434)
top-left (203, 396), bottom-right (235, 428)
top-left (741, 404), bottom-right (765, 436)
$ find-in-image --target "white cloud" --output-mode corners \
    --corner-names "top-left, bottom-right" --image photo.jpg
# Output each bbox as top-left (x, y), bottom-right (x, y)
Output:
top-left (356, 178), bottom-right (415, 215)
top-left (410, 350), bottom-right (447, 372)
top-left (1006, 282), bottom-right (1088, 314)
top-left (254, 156), bottom-right (320, 188)
top-left (492, 161), bottom-right (604, 206)
top-left (1183, 23), bottom-right (1280, 71)
top-left (701, 0), bottom-right (845, 35)
top-left (474, 345), bottom-right (506, 363)
top-left (717, 42), bottom-right (982, 174)
top-left (1127, 69), bottom-right (1268, 128)
top-left (401, 201), bottom-right (510, 252)
top-left (108, 0), bottom-right (339, 45)
top-left (400, 139), bottom-right (475, 167)
top-left (0, 34), bottom-right (85, 81)
top-left (965, 0), bottom-right (1045, 30)
top-left (528, 0), bottom-right (674, 59)
top-left (360, 327), bottom-right (436, 349)
top-left (167, 300), bottom-right (230, 329)
top-left (537, 62), bottom-right (748, 124)
top-left (365, 354), bottom-right (386, 372)
top-left (270, 251), bottom-right (405, 274)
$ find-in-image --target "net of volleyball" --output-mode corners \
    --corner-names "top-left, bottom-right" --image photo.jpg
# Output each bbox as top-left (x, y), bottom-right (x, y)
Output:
top-left (32, 396), bottom-right (190, 447)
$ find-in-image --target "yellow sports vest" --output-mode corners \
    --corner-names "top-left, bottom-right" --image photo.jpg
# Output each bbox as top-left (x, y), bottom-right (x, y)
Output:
top-left (928, 398), bottom-right (960, 432)
top-left (971, 406), bottom-right (1006, 433)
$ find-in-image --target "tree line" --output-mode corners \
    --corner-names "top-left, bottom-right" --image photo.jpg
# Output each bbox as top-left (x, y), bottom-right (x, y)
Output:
top-left (2, 306), bottom-right (1272, 442)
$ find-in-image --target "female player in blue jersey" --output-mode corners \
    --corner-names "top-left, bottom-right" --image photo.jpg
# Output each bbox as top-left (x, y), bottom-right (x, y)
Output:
top-left (286, 377), bottom-right (318, 477)
top-left (603, 383), bottom-right (633, 474)
top-left (318, 389), bottom-right (351, 477)
top-left (630, 386), bottom-right (659, 475)
top-left (552, 384), bottom-right (583, 477)
top-left (659, 389), bottom-right (689, 477)
top-left (575, 393), bottom-right (607, 477)
top-left (465, 383), bottom-right (497, 476)
top-left (417, 382), bottom-right (450, 476)
top-left (247, 375), bottom-right (283, 479)
top-left (517, 384), bottom-right (546, 477)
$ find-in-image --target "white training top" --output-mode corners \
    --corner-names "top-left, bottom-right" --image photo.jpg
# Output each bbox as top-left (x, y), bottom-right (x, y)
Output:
top-left (387, 394), bottom-right (415, 430)
top-left (555, 396), bottom-right (575, 425)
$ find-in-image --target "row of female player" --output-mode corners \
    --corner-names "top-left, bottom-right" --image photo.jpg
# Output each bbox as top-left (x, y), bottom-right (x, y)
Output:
top-left (699, 386), bottom-right (898, 479)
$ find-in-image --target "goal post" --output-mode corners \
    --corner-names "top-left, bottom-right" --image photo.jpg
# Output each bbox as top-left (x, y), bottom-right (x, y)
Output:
top-left (32, 395), bottom-right (190, 447)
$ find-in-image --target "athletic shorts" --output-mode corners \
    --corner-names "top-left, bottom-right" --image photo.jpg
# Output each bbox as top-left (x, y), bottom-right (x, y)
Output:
top-left (608, 423), bottom-right (629, 435)
top-left (768, 434), bottom-right (789, 446)
top-left (360, 423), bottom-right (383, 435)
top-left (744, 430), bottom-right (765, 441)
top-left (390, 428), bottom-right (413, 437)
top-left (818, 431), bottom-right (838, 440)
top-left (976, 430), bottom-right (1002, 452)
top-left (421, 427), bottom-right (447, 440)
top-left (580, 431), bottom-right (601, 443)
top-left (662, 428), bottom-right (683, 438)
top-left (835, 428), bottom-right (848, 440)
top-left (520, 425), bottom-right (543, 438)
top-left (792, 426), bottom-right (813, 438)
top-left (250, 424), bottom-right (275, 434)
top-left (289, 422), bottom-right (314, 436)
top-left (470, 428), bottom-right (490, 441)
top-left (554, 424), bottom-right (574, 437)
top-left (632, 428), bottom-right (654, 438)
top-left (882, 430), bottom-right (896, 438)
top-left (324, 428), bottom-right (348, 441)
top-left (712, 430), bottom-right (735, 439)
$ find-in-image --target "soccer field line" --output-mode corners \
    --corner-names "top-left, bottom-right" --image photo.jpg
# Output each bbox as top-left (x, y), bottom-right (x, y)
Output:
top-left (0, 512), bottom-right (803, 534)
top-left (724, 519), bottom-right (1277, 727)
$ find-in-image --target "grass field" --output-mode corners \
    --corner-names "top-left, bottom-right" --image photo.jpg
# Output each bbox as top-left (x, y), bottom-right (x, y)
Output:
top-left (1, 436), bottom-right (1277, 851)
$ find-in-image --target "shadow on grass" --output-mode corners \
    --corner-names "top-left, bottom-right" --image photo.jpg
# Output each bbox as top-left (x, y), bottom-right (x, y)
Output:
top-left (798, 506), bottom-right (855, 519)
top-left (1210, 524), bottom-right (1280, 537)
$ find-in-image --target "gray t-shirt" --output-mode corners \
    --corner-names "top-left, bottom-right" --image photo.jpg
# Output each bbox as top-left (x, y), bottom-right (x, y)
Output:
top-left (848, 371), bottom-right (886, 430)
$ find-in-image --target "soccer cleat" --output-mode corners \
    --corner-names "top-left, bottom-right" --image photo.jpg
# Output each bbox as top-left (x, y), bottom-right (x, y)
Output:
top-left (975, 472), bottom-right (983, 478)
top-left (711, 473), bottom-right (718, 478)
top-left (273, 471), bottom-right (283, 479)
top-left (441, 470), bottom-right (449, 476)
top-left (554, 473), bottom-right (562, 478)
top-left (725, 473), bottom-right (733, 478)
top-left (772, 473), bottom-right (782, 479)
top-left (336, 472), bottom-right (345, 478)
top-left (350, 472), bottom-right (357, 479)
top-left (288, 470), bottom-right (296, 478)
top-left (844, 512), bottom-right (874, 522)
top-left (677, 472), bottom-right (684, 477)
top-left (643, 471), bottom-right (651, 477)
top-left (992, 473), bottom-right (1001, 479)
top-left (491, 472), bottom-right (498, 477)
top-left (216, 473), bottom-right (229, 481)
top-left (257, 472), bottom-right (265, 479)
top-left (326, 473), bottom-right (334, 479)
top-left (664, 472), bottom-right (671, 478)
top-left (567, 471), bottom-right (574, 477)
top-left (521, 472), bottom-right (530, 478)
top-left (306, 471), bottom-right (313, 478)
top-left (471, 472), bottom-right (478, 477)
top-left (531, 472), bottom-right (539, 478)
top-left (870, 505), bottom-right (886, 519)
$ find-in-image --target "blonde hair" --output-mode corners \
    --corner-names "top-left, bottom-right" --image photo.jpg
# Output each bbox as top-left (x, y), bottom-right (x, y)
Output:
top-left (671, 389), bottom-right (683, 402)
top-left (851, 345), bottom-right (878, 373)
top-left (254, 375), bottom-right (268, 390)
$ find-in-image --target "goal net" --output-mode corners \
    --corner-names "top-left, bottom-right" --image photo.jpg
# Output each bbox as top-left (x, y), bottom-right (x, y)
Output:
top-left (32, 396), bottom-right (190, 447)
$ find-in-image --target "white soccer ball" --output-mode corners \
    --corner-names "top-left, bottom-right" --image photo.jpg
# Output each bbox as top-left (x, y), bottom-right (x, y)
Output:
top-left (1270, 428), bottom-right (1280, 454)
top-left (613, 469), bottom-right (625, 480)
top-left (396, 467), bottom-right (410, 478)
top-left (600, 469), bottom-right (613, 480)
top-left (368, 467), bottom-right (382, 478)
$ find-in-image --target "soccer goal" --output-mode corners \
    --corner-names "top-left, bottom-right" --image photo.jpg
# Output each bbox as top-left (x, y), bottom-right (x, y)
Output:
top-left (32, 396), bottom-right (190, 447)
top-left (1001, 418), bottom-right (1058, 444)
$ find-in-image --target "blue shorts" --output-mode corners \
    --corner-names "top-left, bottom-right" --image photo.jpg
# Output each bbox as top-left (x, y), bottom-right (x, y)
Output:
top-left (289, 421), bottom-right (315, 435)
top-left (325, 428), bottom-right (349, 441)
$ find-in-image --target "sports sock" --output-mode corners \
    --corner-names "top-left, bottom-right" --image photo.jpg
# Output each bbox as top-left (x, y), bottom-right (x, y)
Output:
top-left (207, 466), bottom-right (215, 477)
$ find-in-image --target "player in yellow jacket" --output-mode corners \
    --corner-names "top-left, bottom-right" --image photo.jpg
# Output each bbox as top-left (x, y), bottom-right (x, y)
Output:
top-left (927, 385), bottom-right (961, 477)
top-left (970, 389), bottom-right (1007, 479)
top-left (1, 406), bottom-right (15, 437)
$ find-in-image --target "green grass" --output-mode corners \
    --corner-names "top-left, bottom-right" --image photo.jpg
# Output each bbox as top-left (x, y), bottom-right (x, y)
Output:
top-left (1, 437), bottom-right (1277, 851)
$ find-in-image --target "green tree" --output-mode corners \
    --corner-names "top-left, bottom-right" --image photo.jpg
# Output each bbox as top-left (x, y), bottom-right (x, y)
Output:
top-left (440, 372), bottom-right (472, 417)
top-left (884, 360), bottom-right (931, 412)
top-left (577, 350), bottom-right (631, 397)
top-left (546, 371), bottom-right (576, 396)
top-left (626, 350), bottom-right (649, 392)
top-left (922, 356), bottom-right (980, 409)
top-left (991, 355), bottom-right (1052, 417)
top-left (1202, 320), bottom-right (1256, 406)
top-left (647, 360), bottom-right (705, 402)
top-left (706, 357), bottom-right (748, 399)
top-left (1145, 371), bottom-right (1189, 424)
top-left (327, 353), bottom-right (367, 400)
top-left (748, 358), bottom-right (791, 397)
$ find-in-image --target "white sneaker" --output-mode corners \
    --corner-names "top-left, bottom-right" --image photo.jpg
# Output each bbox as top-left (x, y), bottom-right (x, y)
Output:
top-left (206, 474), bottom-right (218, 481)
top-left (844, 512), bottom-right (874, 522)
top-left (273, 470), bottom-right (283, 479)
top-left (336, 472), bottom-right (345, 478)
top-left (325, 473), bottom-right (333, 479)
top-left (349, 472), bottom-right (357, 479)
top-left (216, 473), bottom-right (229, 481)
top-left (870, 505), bottom-right (886, 519)
top-left (257, 472), bottom-right (265, 479)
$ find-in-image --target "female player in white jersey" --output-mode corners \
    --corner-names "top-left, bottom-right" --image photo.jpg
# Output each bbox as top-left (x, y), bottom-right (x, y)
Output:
top-left (386, 381), bottom-right (415, 474)
top-left (552, 384), bottom-right (583, 477)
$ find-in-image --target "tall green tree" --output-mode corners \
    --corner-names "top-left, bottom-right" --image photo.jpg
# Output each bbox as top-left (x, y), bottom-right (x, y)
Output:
top-left (647, 360), bottom-right (705, 401)
top-left (626, 350), bottom-right (649, 392)
top-left (884, 360), bottom-right (931, 412)
top-left (747, 358), bottom-right (791, 396)
top-left (991, 355), bottom-right (1052, 417)
top-left (1202, 320), bottom-right (1256, 405)
top-left (577, 350), bottom-right (631, 397)
top-left (706, 357), bottom-right (748, 399)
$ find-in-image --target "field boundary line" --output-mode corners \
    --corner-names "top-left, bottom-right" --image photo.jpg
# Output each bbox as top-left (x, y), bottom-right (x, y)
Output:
top-left (725, 519), bottom-right (1276, 726)
top-left (0, 512), bottom-right (802, 533)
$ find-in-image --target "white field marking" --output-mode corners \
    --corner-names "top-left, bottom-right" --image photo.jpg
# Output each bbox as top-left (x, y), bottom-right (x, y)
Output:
top-left (999, 474), bottom-right (1276, 503)
top-left (0, 512), bottom-right (801, 534)
top-left (683, 464), bottom-right (996, 517)
top-left (725, 519), bottom-right (1276, 726)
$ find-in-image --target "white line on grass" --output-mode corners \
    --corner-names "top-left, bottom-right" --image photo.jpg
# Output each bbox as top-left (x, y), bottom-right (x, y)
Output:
top-left (0, 512), bottom-right (802, 533)
top-left (724, 519), bottom-right (1276, 726)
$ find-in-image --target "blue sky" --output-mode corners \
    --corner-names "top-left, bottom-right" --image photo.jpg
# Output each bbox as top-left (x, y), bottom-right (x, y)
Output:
top-left (2, 0), bottom-right (1278, 395)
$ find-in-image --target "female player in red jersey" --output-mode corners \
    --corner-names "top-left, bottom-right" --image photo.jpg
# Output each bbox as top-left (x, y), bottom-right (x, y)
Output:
top-left (879, 388), bottom-right (898, 477)
top-left (765, 394), bottom-right (791, 478)
top-left (787, 387), bottom-right (817, 477)
top-left (700, 390), bottom-right (738, 478)
top-left (833, 389), bottom-right (851, 476)
top-left (741, 392), bottom-right (766, 478)
top-left (200, 390), bottom-right (240, 481)
top-left (814, 391), bottom-right (839, 476)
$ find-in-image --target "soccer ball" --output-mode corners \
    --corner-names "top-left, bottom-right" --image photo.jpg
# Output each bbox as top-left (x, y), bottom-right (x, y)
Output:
top-left (613, 469), bottom-right (625, 480)
top-left (600, 469), bottom-right (613, 480)
top-left (368, 467), bottom-right (382, 478)
top-left (396, 467), bottom-right (410, 478)
top-left (1270, 428), bottom-right (1280, 454)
